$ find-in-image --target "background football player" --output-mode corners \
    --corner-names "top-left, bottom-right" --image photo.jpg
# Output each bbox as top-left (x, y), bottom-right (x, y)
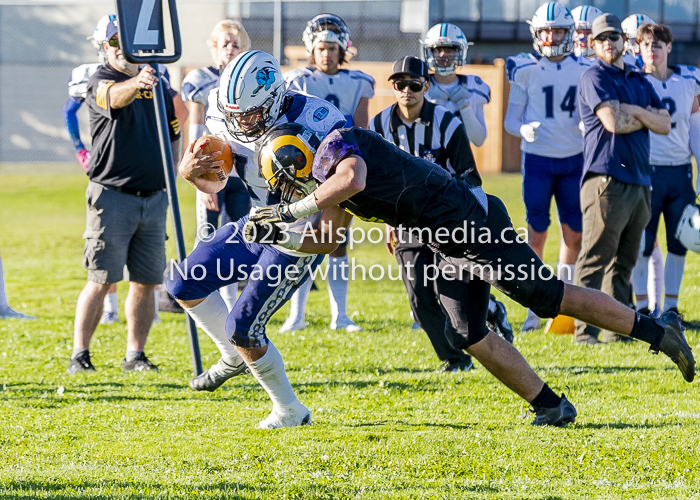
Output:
top-left (168, 51), bottom-right (347, 429)
top-left (281, 14), bottom-right (374, 334)
top-left (622, 13), bottom-right (655, 68)
top-left (422, 23), bottom-right (490, 147)
top-left (571, 5), bottom-right (603, 60)
top-left (504, 2), bottom-right (590, 333)
top-left (181, 20), bottom-right (252, 311)
top-left (631, 24), bottom-right (700, 323)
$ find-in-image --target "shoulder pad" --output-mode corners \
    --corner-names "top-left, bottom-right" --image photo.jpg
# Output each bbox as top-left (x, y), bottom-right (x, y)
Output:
top-left (283, 67), bottom-right (314, 82)
top-left (292, 94), bottom-right (346, 135)
top-left (345, 69), bottom-right (375, 86)
top-left (506, 53), bottom-right (538, 82)
top-left (69, 63), bottom-right (101, 98)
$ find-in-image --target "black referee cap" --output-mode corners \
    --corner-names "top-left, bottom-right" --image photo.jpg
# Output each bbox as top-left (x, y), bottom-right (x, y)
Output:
top-left (389, 56), bottom-right (429, 81)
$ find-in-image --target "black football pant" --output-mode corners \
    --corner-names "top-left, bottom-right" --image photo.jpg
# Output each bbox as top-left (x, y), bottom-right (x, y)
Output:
top-left (394, 240), bottom-right (479, 364)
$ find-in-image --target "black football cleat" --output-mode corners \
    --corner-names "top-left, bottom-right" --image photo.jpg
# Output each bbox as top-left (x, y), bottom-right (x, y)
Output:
top-left (439, 356), bottom-right (474, 373)
top-left (651, 311), bottom-right (695, 382)
top-left (66, 351), bottom-right (96, 374)
top-left (189, 358), bottom-right (249, 392)
top-left (666, 307), bottom-right (691, 329)
top-left (123, 353), bottom-right (158, 372)
top-left (530, 394), bottom-right (577, 427)
top-left (487, 297), bottom-right (514, 344)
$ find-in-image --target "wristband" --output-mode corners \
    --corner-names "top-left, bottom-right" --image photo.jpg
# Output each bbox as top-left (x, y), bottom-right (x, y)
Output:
top-left (288, 194), bottom-right (320, 219)
top-left (277, 231), bottom-right (305, 251)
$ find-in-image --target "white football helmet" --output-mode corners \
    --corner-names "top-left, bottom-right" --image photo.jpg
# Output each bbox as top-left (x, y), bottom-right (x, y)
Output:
top-left (302, 14), bottom-right (352, 55)
top-left (676, 204), bottom-right (700, 253)
top-left (88, 14), bottom-right (117, 64)
top-left (571, 5), bottom-right (603, 57)
top-left (622, 13), bottom-right (656, 54)
top-left (528, 2), bottom-right (575, 58)
top-left (422, 23), bottom-right (472, 76)
top-left (217, 50), bottom-right (287, 143)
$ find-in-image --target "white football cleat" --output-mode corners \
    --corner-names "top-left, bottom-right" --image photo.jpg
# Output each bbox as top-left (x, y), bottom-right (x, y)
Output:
top-left (330, 316), bottom-right (363, 332)
top-left (279, 317), bottom-right (306, 333)
top-left (257, 401), bottom-right (311, 430)
top-left (522, 310), bottom-right (542, 333)
top-left (0, 307), bottom-right (36, 320)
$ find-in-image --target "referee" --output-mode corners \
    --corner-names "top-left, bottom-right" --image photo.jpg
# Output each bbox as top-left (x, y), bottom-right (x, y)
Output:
top-left (370, 56), bottom-right (512, 372)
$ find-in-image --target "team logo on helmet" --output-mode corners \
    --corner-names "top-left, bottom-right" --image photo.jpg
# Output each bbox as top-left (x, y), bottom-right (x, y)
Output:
top-left (252, 68), bottom-right (277, 96)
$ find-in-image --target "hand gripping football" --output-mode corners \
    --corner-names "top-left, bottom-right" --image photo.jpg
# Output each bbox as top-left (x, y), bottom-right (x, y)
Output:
top-left (195, 135), bottom-right (234, 183)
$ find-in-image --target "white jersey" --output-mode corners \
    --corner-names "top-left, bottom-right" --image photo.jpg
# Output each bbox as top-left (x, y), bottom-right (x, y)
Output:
top-left (284, 67), bottom-right (374, 126)
top-left (623, 53), bottom-right (644, 69)
top-left (182, 66), bottom-right (221, 107)
top-left (69, 63), bottom-right (101, 100)
top-left (646, 68), bottom-right (698, 166)
top-left (206, 90), bottom-right (346, 256)
top-left (506, 52), bottom-right (589, 158)
top-left (675, 64), bottom-right (700, 96)
top-left (426, 74), bottom-right (491, 115)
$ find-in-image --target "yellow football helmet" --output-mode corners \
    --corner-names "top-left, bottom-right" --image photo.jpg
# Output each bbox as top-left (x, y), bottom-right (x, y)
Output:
top-left (258, 123), bottom-right (321, 202)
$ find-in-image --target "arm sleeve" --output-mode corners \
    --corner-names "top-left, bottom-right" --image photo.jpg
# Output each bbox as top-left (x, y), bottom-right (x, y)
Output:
top-left (580, 70), bottom-right (618, 112)
top-left (460, 103), bottom-right (487, 147)
top-left (446, 121), bottom-right (480, 186)
top-left (88, 80), bottom-right (116, 119)
top-left (63, 96), bottom-right (85, 151)
top-left (504, 85), bottom-right (528, 137)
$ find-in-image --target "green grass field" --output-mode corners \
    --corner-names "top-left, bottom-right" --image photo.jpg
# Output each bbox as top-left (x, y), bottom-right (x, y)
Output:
top-left (1, 170), bottom-right (699, 499)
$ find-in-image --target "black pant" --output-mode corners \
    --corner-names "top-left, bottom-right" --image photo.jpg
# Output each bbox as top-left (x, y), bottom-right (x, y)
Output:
top-left (394, 239), bottom-right (472, 364)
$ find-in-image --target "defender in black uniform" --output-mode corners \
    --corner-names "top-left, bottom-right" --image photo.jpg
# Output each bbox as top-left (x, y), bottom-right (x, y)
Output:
top-left (243, 124), bottom-right (695, 426)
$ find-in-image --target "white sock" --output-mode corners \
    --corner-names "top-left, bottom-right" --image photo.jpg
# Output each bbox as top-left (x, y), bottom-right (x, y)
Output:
top-left (186, 292), bottom-right (243, 366)
top-left (631, 255), bottom-right (649, 299)
top-left (103, 292), bottom-right (118, 314)
top-left (247, 342), bottom-right (298, 410)
top-left (525, 309), bottom-right (540, 323)
top-left (0, 257), bottom-right (8, 310)
top-left (287, 279), bottom-right (312, 324)
top-left (557, 262), bottom-right (575, 285)
top-left (650, 246), bottom-right (664, 311)
top-left (664, 252), bottom-right (686, 311)
top-left (219, 283), bottom-right (239, 312)
top-left (327, 255), bottom-right (349, 321)
top-left (153, 288), bottom-right (160, 317)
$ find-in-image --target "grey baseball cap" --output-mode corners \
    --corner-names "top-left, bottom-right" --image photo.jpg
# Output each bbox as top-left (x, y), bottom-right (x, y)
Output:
top-left (591, 13), bottom-right (623, 39)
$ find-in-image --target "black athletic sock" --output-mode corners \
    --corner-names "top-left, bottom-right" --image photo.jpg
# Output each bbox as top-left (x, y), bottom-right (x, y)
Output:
top-left (530, 383), bottom-right (561, 409)
top-left (628, 312), bottom-right (665, 346)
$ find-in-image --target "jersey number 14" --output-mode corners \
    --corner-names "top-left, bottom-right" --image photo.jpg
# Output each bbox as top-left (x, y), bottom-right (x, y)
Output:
top-left (542, 85), bottom-right (577, 118)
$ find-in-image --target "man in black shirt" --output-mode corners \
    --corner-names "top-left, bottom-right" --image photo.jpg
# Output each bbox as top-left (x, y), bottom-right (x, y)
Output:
top-left (240, 124), bottom-right (694, 426)
top-left (370, 57), bottom-right (512, 373)
top-left (67, 18), bottom-right (181, 374)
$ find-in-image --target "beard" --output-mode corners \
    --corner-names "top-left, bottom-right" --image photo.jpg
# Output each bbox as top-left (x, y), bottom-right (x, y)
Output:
top-left (113, 53), bottom-right (138, 75)
top-left (600, 47), bottom-right (623, 65)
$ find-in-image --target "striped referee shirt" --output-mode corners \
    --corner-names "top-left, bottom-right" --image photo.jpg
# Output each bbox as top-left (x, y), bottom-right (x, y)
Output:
top-left (369, 100), bottom-right (480, 186)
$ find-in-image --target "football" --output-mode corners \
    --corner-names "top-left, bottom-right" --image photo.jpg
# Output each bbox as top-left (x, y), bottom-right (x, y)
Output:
top-left (195, 135), bottom-right (234, 182)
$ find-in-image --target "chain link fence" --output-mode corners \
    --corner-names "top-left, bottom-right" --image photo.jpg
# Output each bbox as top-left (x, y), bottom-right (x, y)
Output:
top-left (0, 0), bottom-right (426, 163)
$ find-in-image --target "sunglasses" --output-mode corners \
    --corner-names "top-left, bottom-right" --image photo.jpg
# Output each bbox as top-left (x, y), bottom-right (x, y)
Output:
top-left (594, 33), bottom-right (621, 43)
top-left (107, 38), bottom-right (120, 48)
top-left (393, 80), bottom-right (424, 92)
